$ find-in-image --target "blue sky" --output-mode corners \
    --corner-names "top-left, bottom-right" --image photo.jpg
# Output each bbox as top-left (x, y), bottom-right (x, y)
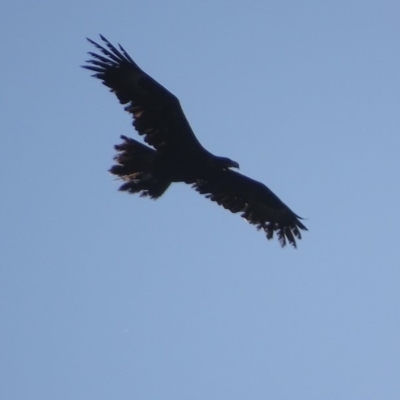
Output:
top-left (1, 1), bottom-right (400, 399)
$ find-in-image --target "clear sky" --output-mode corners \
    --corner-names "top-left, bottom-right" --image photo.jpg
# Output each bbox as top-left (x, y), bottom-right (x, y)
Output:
top-left (1, 1), bottom-right (399, 399)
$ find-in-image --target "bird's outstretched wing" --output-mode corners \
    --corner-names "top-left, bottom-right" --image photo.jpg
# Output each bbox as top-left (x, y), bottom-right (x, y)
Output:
top-left (193, 170), bottom-right (307, 247)
top-left (83, 35), bottom-right (204, 152)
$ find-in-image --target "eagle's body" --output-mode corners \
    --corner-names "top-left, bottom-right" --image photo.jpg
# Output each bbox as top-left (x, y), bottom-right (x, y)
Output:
top-left (84, 35), bottom-right (307, 247)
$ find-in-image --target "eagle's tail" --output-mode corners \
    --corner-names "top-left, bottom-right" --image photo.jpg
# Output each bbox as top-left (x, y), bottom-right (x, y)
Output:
top-left (109, 135), bottom-right (171, 199)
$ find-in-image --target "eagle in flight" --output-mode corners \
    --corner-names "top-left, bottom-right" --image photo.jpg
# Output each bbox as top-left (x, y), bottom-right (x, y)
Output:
top-left (83, 35), bottom-right (307, 247)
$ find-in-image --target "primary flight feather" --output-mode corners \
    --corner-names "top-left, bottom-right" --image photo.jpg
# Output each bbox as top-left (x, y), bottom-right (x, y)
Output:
top-left (83, 35), bottom-right (307, 247)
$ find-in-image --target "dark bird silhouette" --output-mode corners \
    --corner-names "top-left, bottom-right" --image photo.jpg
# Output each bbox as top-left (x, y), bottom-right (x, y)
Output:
top-left (83, 35), bottom-right (307, 247)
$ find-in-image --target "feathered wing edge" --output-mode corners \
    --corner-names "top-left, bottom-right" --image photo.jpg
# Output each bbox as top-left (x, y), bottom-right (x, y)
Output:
top-left (193, 170), bottom-right (307, 248)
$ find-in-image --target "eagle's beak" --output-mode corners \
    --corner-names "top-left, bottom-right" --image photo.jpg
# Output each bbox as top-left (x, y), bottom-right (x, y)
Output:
top-left (232, 160), bottom-right (240, 169)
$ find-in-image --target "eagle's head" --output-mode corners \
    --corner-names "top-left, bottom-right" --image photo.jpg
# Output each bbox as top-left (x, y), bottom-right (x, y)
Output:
top-left (217, 156), bottom-right (240, 170)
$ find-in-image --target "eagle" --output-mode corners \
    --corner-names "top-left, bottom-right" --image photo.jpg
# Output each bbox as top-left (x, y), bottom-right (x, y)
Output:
top-left (83, 35), bottom-right (307, 247)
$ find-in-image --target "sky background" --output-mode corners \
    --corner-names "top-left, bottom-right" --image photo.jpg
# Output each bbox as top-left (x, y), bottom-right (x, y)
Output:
top-left (1, 1), bottom-right (400, 399)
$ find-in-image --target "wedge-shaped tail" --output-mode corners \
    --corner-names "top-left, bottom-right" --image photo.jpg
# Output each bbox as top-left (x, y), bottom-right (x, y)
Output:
top-left (110, 135), bottom-right (171, 199)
